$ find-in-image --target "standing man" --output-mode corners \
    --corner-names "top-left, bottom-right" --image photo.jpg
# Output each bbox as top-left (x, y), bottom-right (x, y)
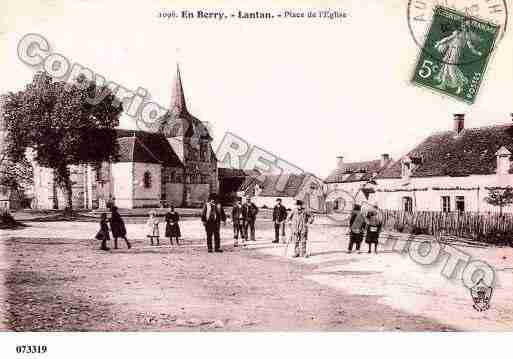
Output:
top-left (272, 198), bottom-right (287, 243)
top-left (232, 198), bottom-right (245, 247)
top-left (243, 197), bottom-right (259, 241)
top-left (347, 204), bottom-right (366, 254)
top-left (201, 194), bottom-right (226, 253)
top-left (288, 199), bottom-right (314, 258)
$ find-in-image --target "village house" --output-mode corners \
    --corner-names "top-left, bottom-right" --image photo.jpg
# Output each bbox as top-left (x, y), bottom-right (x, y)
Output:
top-left (325, 154), bottom-right (393, 207)
top-left (31, 65), bottom-right (219, 209)
top-left (227, 171), bottom-right (325, 211)
top-left (371, 114), bottom-right (513, 213)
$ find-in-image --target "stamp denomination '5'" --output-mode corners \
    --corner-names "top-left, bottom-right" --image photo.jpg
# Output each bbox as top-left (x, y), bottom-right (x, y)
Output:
top-left (411, 6), bottom-right (500, 104)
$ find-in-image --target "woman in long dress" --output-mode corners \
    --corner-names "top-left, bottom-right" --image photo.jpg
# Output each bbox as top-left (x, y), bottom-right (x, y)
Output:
top-left (434, 22), bottom-right (482, 94)
top-left (110, 206), bottom-right (131, 249)
top-left (165, 206), bottom-right (181, 245)
top-left (365, 210), bottom-right (382, 254)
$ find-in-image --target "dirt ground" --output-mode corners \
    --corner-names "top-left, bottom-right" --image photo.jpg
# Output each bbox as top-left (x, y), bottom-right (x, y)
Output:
top-left (1, 218), bottom-right (511, 331)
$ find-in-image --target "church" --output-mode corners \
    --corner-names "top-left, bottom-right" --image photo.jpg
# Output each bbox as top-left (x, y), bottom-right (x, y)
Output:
top-left (31, 65), bottom-right (219, 209)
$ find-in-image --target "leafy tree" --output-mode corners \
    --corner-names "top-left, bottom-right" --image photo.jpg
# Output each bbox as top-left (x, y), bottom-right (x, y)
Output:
top-left (0, 98), bottom-right (33, 200)
top-left (1, 71), bottom-right (122, 210)
top-left (484, 187), bottom-right (513, 216)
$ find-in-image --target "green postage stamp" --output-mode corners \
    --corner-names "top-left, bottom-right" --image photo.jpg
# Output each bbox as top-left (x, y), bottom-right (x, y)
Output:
top-left (411, 6), bottom-right (500, 104)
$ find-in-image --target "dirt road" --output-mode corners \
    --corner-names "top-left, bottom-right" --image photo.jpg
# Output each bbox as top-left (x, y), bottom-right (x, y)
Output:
top-left (1, 220), bottom-right (453, 331)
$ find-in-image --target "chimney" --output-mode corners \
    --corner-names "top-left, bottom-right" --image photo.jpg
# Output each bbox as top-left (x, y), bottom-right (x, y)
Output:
top-left (453, 114), bottom-right (465, 134)
top-left (380, 153), bottom-right (390, 167)
top-left (336, 156), bottom-right (344, 169)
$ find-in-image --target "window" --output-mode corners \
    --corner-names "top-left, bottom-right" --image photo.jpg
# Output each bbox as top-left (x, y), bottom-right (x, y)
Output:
top-left (143, 171), bottom-right (152, 188)
top-left (402, 196), bottom-right (413, 212)
top-left (95, 163), bottom-right (103, 182)
top-left (402, 162), bottom-right (411, 178)
top-left (441, 196), bottom-right (451, 213)
top-left (456, 196), bottom-right (465, 213)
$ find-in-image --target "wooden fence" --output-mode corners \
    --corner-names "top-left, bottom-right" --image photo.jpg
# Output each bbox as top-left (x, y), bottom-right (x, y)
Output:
top-left (380, 209), bottom-right (513, 244)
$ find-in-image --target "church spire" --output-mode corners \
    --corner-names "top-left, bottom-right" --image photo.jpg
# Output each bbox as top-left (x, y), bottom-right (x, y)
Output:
top-left (170, 63), bottom-right (189, 118)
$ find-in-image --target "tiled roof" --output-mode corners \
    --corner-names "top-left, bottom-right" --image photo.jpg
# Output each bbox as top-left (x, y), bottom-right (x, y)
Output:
top-left (244, 174), bottom-right (307, 198)
top-left (325, 159), bottom-right (391, 183)
top-left (218, 168), bottom-right (260, 178)
top-left (378, 124), bottom-right (513, 179)
top-left (115, 129), bottom-right (183, 166)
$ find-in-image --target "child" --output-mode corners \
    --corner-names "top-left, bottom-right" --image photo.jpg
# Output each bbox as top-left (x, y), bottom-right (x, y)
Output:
top-left (165, 206), bottom-right (181, 245)
top-left (365, 210), bottom-right (382, 253)
top-left (288, 199), bottom-right (314, 258)
top-left (95, 213), bottom-right (110, 251)
top-left (146, 210), bottom-right (160, 245)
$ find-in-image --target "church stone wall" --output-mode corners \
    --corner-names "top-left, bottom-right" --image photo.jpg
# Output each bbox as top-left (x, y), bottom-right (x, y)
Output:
top-left (185, 183), bottom-right (209, 207)
top-left (164, 183), bottom-right (184, 207)
top-left (132, 163), bottom-right (161, 208)
top-left (111, 162), bottom-right (133, 209)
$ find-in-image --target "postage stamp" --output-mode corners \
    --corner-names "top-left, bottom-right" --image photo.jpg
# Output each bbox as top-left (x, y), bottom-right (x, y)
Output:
top-left (411, 6), bottom-right (500, 104)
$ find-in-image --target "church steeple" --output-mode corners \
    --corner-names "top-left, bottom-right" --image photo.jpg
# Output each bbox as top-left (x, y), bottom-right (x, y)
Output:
top-left (171, 64), bottom-right (190, 118)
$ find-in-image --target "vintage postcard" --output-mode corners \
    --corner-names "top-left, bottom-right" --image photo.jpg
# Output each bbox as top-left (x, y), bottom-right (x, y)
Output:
top-left (1, 0), bottom-right (513, 358)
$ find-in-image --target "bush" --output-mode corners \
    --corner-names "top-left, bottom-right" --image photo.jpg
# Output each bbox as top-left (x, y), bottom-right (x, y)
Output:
top-left (484, 229), bottom-right (513, 246)
top-left (0, 210), bottom-right (19, 228)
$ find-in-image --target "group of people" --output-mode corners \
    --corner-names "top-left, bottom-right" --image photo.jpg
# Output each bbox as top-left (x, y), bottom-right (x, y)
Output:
top-left (95, 196), bottom-right (381, 258)
top-left (230, 197), bottom-right (259, 246)
top-left (95, 206), bottom-right (181, 251)
top-left (347, 204), bottom-right (383, 254)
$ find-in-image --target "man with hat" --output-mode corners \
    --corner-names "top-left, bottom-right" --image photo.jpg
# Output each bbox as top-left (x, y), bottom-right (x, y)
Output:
top-left (242, 197), bottom-right (259, 241)
top-left (288, 199), bottom-right (314, 258)
top-left (232, 197), bottom-right (246, 247)
top-left (272, 198), bottom-right (287, 243)
top-left (201, 193), bottom-right (226, 253)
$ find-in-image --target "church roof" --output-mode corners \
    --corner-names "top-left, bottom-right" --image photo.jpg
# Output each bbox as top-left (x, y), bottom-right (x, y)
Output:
top-left (115, 129), bottom-right (183, 166)
top-left (325, 159), bottom-right (391, 183)
top-left (378, 123), bottom-right (513, 179)
top-left (170, 64), bottom-right (190, 119)
top-left (158, 65), bottom-right (212, 140)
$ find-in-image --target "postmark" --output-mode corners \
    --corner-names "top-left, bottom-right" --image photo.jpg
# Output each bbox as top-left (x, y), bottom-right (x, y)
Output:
top-left (407, 0), bottom-right (508, 46)
top-left (411, 6), bottom-right (500, 104)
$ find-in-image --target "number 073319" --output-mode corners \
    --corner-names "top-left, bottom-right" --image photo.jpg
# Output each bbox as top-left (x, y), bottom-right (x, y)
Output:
top-left (15, 345), bottom-right (48, 354)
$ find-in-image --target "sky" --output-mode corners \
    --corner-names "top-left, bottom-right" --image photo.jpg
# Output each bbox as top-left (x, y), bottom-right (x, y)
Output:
top-left (1, 0), bottom-right (512, 178)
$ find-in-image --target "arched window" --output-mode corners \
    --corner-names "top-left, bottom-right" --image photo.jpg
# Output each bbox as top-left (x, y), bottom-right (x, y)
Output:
top-left (143, 171), bottom-right (152, 188)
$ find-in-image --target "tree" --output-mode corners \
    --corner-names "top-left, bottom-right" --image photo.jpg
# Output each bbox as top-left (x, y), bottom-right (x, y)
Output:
top-left (484, 187), bottom-right (513, 216)
top-left (0, 97), bottom-right (33, 201)
top-left (1, 72), bottom-right (122, 210)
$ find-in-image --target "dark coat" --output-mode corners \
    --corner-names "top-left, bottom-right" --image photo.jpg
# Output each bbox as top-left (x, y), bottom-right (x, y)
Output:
top-left (201, 202), bottom-right (226, 226)
top-left (165, 211), bottom-right (181, 237)
top-left (110, 211), bottom-right (127, 238)
top-left (96, 219), bottom-right (111, 241)
top-left (232, 205), bottom-right (245, 222)
top-left (272, 204), bottom-right (287, 222)
top-left (243, 202), bottom-right (259, 221)
top-left (349, 211), bottom-right (366, 241)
